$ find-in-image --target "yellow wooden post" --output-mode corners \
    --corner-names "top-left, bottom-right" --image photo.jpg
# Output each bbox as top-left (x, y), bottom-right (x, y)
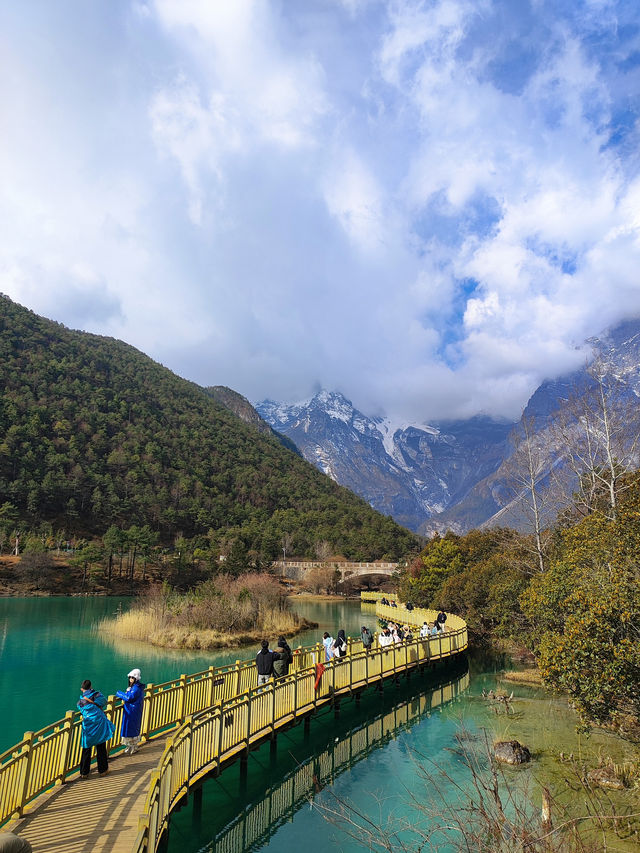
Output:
top-left (56, 711), bottom-right (75, 784)
top-left (105, 694), bottom-right (116, 749)
top-left (15, 732), bottom-right (34, 818)
top-left (207, 666), bottom-right (216, 707)
top-left (142, 682), bottom-right (154, 742)
top-left (135, 814), bottom-right (150, 853)
top-left (177, 674), bottom-right (187, 722)
top-left (184, 716), bottom-right (193, 796)
top-left (235, 661), bottom-right (241, 696)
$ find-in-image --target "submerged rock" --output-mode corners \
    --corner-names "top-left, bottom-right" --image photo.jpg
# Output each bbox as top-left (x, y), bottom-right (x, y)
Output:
top-left (587, 767), bottom-right (625, 790)
top-left (494, 740), bottom-right (531, 765)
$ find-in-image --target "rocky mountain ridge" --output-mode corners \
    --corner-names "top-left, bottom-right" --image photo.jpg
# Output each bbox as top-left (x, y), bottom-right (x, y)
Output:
top-left (256, 391), bottom-right (513, 532)
top-left (257, 318), bottom-right (640, 535)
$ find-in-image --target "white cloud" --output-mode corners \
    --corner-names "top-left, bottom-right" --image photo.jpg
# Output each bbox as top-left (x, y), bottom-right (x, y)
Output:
top-left (322, 151), bottom-right (386, 253)
top-left (148, 0), bottom-right (328, 223)
top-left (2, 0), bottom-right (640, 424)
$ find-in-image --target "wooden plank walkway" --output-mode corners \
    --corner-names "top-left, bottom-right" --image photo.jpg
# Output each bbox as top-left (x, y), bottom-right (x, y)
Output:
top-left (11, 741), bottom-right (165, 853)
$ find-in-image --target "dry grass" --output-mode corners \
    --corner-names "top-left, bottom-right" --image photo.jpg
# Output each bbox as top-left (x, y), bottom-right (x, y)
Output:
top-left (501, 668), bottom-right (544, 686)
top-left (99, 574), bottom-right (313, 650)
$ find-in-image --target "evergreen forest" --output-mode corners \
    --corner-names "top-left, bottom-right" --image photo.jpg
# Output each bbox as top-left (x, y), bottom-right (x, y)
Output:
top-left (0, 296), bottom-right (417, 563)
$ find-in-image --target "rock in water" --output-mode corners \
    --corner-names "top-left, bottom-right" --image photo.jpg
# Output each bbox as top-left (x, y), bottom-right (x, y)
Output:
top-left (494, 740), bottom-right (531, 765)
top-left (587, 767), bottom-right (625, 790)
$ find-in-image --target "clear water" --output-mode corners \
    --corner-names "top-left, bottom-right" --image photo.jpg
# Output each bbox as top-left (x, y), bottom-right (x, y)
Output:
top-left (0, 597), bottom-right (367, 752)
top-left (1, 597), bottom-right (635, 852)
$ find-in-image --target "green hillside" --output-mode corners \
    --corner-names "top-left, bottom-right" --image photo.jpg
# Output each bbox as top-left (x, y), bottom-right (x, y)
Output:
top-left (0, 296), bottom-right (417, 560)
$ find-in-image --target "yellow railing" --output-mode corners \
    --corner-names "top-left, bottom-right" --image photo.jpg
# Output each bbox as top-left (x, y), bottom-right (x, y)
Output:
top-left (0, 603), bottom-right (467, 846)
top-left (359, 590), bottom-right (392, 603)
top-left (0, 646), bottom-right (324, 828)
top-left (133, 603), bottom-right (468, 852)
top-left (212, 668), bottom-right (470, 853)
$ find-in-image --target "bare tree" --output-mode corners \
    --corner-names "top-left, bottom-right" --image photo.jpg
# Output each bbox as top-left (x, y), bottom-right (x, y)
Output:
top-left (281, 532), bottom-right (294, 562)
top-left (551, 358), bottom-right (640, 521)
top-left (502, 416), bottom-right (559, 574)
top-left (314, 540), bottom-right (333, 561)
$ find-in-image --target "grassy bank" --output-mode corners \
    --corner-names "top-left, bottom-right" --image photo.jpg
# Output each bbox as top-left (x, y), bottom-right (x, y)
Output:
top-left (100, 573), bottom-right (316, 650)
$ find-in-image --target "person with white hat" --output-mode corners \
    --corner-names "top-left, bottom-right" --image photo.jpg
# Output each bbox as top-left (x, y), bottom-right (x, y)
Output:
top-left (116, 668), bottom-right (145, 754)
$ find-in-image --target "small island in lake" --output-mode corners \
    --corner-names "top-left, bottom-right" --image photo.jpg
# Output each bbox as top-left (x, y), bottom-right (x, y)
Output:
top-left (100, 572), bottom-right (316, 650)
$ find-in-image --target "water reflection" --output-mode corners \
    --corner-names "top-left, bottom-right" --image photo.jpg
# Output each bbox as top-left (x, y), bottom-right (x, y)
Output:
top-left (169, 661), bottom-right (469, 853)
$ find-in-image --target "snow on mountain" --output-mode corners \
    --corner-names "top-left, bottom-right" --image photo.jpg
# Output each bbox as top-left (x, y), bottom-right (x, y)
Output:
top-left (256, 391), bottom-right (512, 532)
top-left (257, 318), bottom-right (640, 535)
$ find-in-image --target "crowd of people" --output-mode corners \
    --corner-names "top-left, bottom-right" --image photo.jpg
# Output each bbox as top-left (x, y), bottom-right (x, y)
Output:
top-left (255, 604), bottom-right (449, 682)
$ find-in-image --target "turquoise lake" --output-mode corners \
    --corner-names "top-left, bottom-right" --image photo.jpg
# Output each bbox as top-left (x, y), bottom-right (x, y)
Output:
top-left (2, 596), bottom-right (633, 852)
top-left (0, 596), bottom-right (373, 751)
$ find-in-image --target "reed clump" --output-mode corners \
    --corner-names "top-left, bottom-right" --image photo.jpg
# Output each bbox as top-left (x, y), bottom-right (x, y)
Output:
top-left (501, 669), bottom-right (543, 686)
top-left (100, 573), bottom-right (313, 650)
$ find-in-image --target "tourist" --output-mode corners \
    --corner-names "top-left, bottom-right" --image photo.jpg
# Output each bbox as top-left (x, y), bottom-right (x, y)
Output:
top-left (0, 833), bottom-right (32, 853)
top-left (77, 679), bottom-right (116, 778)
top-left (116, 668), bottom-right (145, 755)
top-left (378, 628), bottom-right (393, 647)
top-left (255, 640), bottom-right (281, 685)
top-left (333, 629), bottom-right (347, 658)
top-left (391, 600), bottom-right (398, 608)
top-left (322, 631), bottom-right (334, 660)
top-left (360, 625), bottom-right (373, 652)
top-left (430, 622), bottom-right (439, 636)
top-left (419, 621), bottom-right (429, 639)
top-left (273, 636), bottom-right (293, 679)
top-left (437, 610), bottom-right (447, 632)
top-left (405, 601), bottom-right (414, 611)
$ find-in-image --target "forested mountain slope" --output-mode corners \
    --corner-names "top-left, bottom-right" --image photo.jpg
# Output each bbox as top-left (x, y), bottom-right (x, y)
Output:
top-left (0, 296), bottom-right (417, 560)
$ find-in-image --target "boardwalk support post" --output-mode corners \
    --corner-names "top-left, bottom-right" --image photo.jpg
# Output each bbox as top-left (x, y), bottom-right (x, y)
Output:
top-left (192, 785), bottom-right (203, 830)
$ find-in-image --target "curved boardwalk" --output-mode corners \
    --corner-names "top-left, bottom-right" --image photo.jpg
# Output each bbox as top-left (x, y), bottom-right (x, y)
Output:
top-left (2, 601), bottom-right (467, 852)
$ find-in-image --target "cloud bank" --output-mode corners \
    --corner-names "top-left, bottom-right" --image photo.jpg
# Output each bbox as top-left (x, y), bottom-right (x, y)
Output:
top-left (1, 0), bottom-right (640, 421)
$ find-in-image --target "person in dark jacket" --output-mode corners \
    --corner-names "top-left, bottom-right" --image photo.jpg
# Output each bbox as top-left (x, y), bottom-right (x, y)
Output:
top-left (360, 625), bottom-right (373, 652)
top-left (77, 679), bottom-right (115, 778)
top-left (332, 629), bottom-right (347, 658)
top-left (437, 610), bottom-right (447, 631)
top-left (273, 636), bottom-right (293, 679)
top-left (116, 668), bottom-right (145, 754)
top-left (256, 640), bottom-right (282, 685)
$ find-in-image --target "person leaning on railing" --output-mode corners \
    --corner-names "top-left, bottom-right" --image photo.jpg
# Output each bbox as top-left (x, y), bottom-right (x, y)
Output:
top-left (77, 679), bottom-right (116, 778)
top-left (255, 640), bottom-right (282, 685)
top-left (273, 636), bottom-right (293, 679)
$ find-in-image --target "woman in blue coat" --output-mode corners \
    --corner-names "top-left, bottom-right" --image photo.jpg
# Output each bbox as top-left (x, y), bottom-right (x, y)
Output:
top-left (116, 668), bottom-right (145, 754)
top-left (77, 679), bottom-right (116, 778)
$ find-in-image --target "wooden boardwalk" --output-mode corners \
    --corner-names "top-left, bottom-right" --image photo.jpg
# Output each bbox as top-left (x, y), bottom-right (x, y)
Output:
top-left (2, 601), bottom-right (468, 853)
top-left (11, 741), bottom-right (164, 852)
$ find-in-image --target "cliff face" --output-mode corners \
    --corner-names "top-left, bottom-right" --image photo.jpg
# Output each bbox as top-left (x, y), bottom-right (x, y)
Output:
top-left (421, 319), bottom-right (640, 534)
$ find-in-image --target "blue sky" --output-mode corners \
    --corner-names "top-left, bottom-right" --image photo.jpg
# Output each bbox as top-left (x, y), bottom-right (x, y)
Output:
top-left (2, 0), bottom-right (640, 421)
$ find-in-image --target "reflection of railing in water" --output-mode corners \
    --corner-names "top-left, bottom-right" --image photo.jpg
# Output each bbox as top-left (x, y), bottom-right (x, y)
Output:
top-left (209, 669), bottom-right (470, 853)
top-left (0, 600), bottom-right (467, 852)
top-left (134, 604), bottom-right (468, 853)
